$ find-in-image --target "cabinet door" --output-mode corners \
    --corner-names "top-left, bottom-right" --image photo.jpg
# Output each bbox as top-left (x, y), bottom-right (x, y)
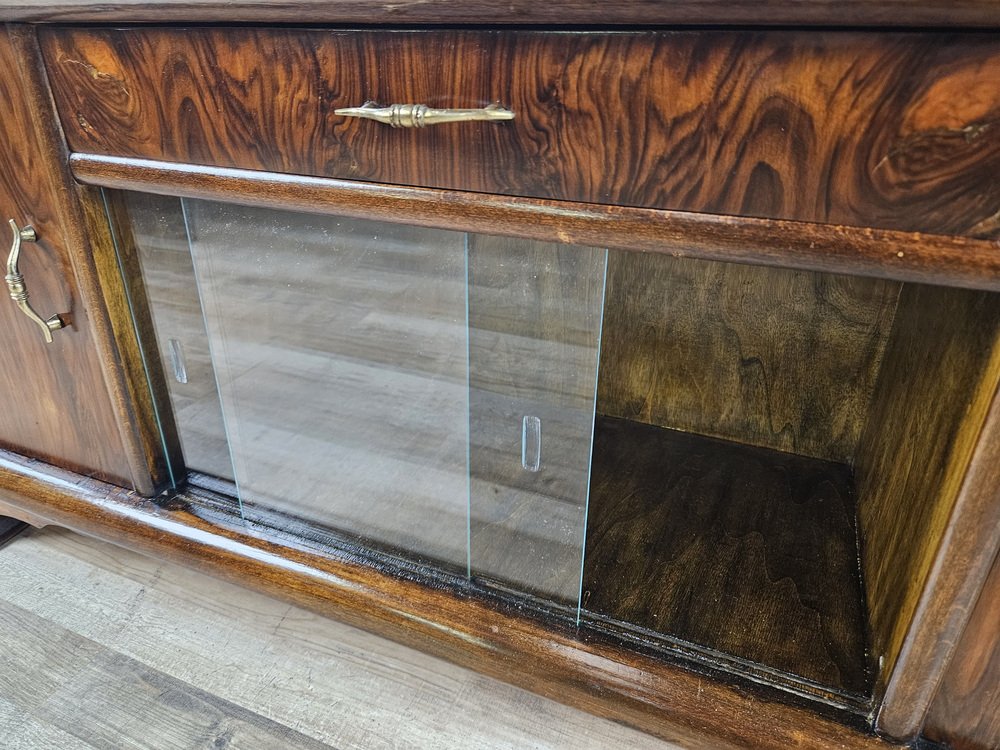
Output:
top-left (0, 28), bottom-right (131, 485)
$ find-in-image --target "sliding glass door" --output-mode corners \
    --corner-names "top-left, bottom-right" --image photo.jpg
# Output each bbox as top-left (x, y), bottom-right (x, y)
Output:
top-left (114, 191), bottom-right (606, 606)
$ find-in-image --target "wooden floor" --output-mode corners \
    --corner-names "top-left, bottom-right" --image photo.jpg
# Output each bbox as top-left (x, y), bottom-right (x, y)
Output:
top-left (583, 417), bottom-right (869, 699)
top-left (0, 526), bottom-right (678, 750)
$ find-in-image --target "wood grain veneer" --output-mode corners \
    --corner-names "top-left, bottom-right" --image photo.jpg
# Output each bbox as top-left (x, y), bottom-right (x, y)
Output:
top-left (924, 548), bottom-right (1000, 750)
top-left (853, 284), bottom-right (1000, 736)
top-left (583, 417), bottom-right (869, 700)
top-left (42, 28), bottom-right (1000, 239)
top-left (0, 450), bottom-right (904, 750)
top-left (597, 254), bottom-right (900, 463)
top-left (0, 27), bottom-right (134, 487)
top-left (874, 363), bottom-right (1000, 738)
top-left (4, 0), bottom-right (1000, 26)
top-left (69, 155), bottom-right (1000, 292)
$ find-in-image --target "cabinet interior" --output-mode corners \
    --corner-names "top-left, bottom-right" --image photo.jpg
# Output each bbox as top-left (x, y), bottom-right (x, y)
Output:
top-left (109, 190), bottom-right (1000, 711)
top-left (587, 253), bottom-right (1000, 704)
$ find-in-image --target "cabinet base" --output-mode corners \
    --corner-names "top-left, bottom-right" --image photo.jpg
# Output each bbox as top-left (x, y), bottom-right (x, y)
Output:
top-left (0, 449), bottom-right (903, 750)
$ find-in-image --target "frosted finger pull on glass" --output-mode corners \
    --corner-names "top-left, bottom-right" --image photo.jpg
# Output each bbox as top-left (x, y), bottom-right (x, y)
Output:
top-left (522, 416), bottom-right (542, 472)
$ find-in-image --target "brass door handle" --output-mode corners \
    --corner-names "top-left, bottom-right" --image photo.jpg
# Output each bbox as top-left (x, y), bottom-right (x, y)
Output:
top-left (6, 219), bottom-right (65, 344)
top-left (334, 101), bottom-right (514, 128)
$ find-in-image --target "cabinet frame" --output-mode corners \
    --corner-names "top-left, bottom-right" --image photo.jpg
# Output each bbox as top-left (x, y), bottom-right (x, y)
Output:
top-left (0, 20), bottom-right (997, 748)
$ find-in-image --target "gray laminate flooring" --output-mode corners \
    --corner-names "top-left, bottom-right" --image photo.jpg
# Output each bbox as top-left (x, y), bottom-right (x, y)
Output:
top-left (0, 527), bottom-right (678, 750)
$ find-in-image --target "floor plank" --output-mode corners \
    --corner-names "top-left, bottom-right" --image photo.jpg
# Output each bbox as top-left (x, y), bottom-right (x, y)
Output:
top-left (0, 527), bottom-right (677, 750)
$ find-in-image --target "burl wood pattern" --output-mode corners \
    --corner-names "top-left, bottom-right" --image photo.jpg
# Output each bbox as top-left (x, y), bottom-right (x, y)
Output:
top-left (0, 29), bottom-right (130, 484)
top-left (41, 28), bottom-right (1000, 238)
top-left (925, 549), bottom-right (1000, 750)
top-left (0, 450), bottom-right (904, 750)
top-left (854, 285), bottom-right (1000, 704)
top-left (583, 417), bottom-right (869, 697)
top-left (597, 253), bottom-right (900, 463)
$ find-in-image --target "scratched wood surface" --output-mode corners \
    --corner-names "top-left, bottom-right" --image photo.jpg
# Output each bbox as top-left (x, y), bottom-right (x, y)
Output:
top-left (0, 30), bottom-right (132, 485)
top-left (597, 253), bottom-right (900, 463)
top-left (41, 28), bottom-right (1000, 239)
top-left (0, 526), bottom-right (678, 750)
top-left (582, 417), bottom-right (869, 698)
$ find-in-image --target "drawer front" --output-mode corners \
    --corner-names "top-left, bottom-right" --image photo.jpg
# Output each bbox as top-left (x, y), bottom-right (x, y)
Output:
top-left (41, 28), bottom-right (1000, 238)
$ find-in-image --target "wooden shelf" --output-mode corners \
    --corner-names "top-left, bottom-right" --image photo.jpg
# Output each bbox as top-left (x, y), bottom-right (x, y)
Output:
top-left (583, 416), bottom-right (870, 699)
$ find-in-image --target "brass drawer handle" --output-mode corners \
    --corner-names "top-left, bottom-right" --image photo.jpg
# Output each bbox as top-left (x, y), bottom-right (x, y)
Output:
top-left (6, 220), bottom-right (65, 344)
top-left (334, 101), bottom-right (514, 128)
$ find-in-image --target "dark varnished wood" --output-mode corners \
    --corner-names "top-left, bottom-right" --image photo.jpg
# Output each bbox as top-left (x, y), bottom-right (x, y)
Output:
top-left (0, 450), bottom-right (904, 750)
top-left (924, 549), bottom-right (1000, 750)
top-left (876, 380), bottom-right (1000, 739)
top-left (0, 27), bottom-right (136, 486)
top-left (70, 155), bottom-right (1000, 292)
top-left (94, 189), bottom-right (186, 489)
top-left (4, 0), bottom-right (1000, 26)
top-left (43, 28), bottom-right (1000, 239)
top-left (852, 284), bottom-right (1000, 738)
top-left (12, 26), bottom-right (173, 494)
top-left (583, 417), bottom-right (869, 700)
top-left (597, 253), bottom-right (900, 463)
top-left (0, 493), bottom-right (49, 528)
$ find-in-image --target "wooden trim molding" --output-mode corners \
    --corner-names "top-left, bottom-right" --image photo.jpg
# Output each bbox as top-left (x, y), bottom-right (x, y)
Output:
top-left (8, 25), bottom-right (164, 495)
top-left (0, 450), bottom-right (906, 750)
top-left (70, 154), bottom-right (1000, 293)
top-left (924, 547), bottom-right (1000, 749)
top-left (2, 0), bottom-right (999, 26)
top-left (876, 373), bottom-right (1000, 738)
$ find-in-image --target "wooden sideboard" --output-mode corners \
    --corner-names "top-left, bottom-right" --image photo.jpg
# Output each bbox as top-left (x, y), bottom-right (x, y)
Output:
top-left (0, 6), bottom-right (998, 748)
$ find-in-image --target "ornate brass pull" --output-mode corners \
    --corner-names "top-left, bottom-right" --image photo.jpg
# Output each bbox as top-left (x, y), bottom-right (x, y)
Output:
top-left (334, 101), bottom-right (514, 128)
top-left (6, 220), bottom-right (65, 344)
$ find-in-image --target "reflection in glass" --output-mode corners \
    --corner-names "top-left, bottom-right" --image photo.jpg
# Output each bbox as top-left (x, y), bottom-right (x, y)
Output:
top-left (467, 237), bottom-right (607, 604)
top-left (119, 192), bottom-right (607, 607)
top-left (182, 199), bottom-right (471, 570)
top-left (123, 192), bottom-right (235, 482)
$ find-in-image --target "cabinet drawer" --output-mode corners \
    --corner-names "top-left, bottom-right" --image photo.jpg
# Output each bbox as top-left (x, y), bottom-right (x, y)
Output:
top-left (42, 28), bottom-right (1000, 238)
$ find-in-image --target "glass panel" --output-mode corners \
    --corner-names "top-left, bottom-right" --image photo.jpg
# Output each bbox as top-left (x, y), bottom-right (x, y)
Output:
top-left (121, 192), bottom-right (235, 482)
top-left (118, 191), bottom-right (607, 604)
top-left (468, 236), bottom-right (606, 605)
top-left (181, 199), bottom-right (470, 569)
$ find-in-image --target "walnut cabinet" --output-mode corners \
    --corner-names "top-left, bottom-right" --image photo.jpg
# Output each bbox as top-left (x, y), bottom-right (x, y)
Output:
top-left (0, 13), bottom-right (998, 750)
